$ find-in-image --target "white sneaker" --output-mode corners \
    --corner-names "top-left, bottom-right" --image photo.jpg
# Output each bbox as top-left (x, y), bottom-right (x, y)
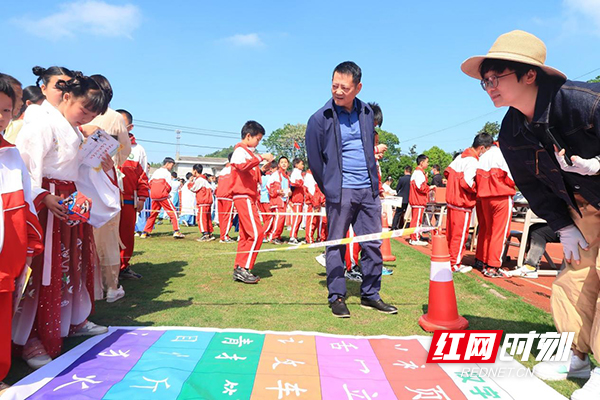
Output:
top-left (315, 253), bottom-right (326, 267)
top-left (409, 240), bottom-right (428, 246)
top-left (288, 237), bottom-right (299, 245)
top-left (454, 265), bottom-right (473, 274)
top-left (571, 368), bottom-right (600, 400)
top-left (510, 264), bottom-right (538, 279)
top-left (71, 321), bottom-right (109, 337)
top-left (106, 286), bottom-right (125, 303)
top-left (533, 350), bottom-right (591, 381)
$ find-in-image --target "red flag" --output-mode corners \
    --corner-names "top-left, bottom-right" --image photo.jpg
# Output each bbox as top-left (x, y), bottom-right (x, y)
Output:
top-left (294, 141), bottom-right (300, 150)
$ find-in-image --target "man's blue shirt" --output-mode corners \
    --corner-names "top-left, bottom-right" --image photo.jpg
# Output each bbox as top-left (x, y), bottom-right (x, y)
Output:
top-left (334, 101), bottom-right (370, 189)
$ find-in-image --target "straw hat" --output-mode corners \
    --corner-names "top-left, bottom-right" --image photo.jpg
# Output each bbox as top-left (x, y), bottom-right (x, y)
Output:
top-left (461, 30), bottom-right (566, 80)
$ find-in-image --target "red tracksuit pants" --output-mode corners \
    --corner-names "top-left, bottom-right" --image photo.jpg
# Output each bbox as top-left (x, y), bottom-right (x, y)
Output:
top-left (345, 226), bottom-right (361, 271)
top-left (144, 198), bottom-right (179, 233)
top-left (266, 206), bottom-right (286, 241)
top-left (446, 206), bottom-right (473, 269)
top-left (476, 196), bottom-right (513, 268)
top-left (289, 203), bottom-right (303, 240)
top-left (409, 205), bottom-right (425, 241)
top-left (217, 199), bottom-right (234, 240)
top-left (234, 197), bottom-right (264, 270)
top-left (119, 203), bottom-right (136, 270)
top-left (0, 293), bottom-right (12, 381)
top-left (197, 205), bottom-right (214, 235)
top-left (259, 202), bottom-right (272, 231)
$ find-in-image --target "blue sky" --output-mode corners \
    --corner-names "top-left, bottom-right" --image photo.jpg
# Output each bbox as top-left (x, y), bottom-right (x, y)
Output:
top-left (3, 0), bottom-right (600, 162)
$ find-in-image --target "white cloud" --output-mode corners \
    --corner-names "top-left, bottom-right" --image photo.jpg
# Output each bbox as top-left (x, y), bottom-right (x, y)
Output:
top-left (12, 1), bottom-right (141, 40)
top-left (220, 33), bottom-right (265, 47)
top-left (563, 0), bottom-right (600, 36)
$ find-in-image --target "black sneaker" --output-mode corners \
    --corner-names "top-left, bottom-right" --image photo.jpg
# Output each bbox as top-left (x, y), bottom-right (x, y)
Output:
top-left (360, 298), bottom-right (398, 314)
top-left (271, 239), bottom-right (283, 245)
top-left (330, 298), bottom-right (350, 318)
top-left (233, 266), bottom-right (260, 284)
top-left (473, 258), bottom-right (485, 271)
top-left (119, 267), bottom-right (142, 280)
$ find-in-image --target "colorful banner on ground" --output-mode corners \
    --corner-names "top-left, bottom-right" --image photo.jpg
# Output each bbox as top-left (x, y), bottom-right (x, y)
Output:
top-left (4, 327), bottom-right (565, 399)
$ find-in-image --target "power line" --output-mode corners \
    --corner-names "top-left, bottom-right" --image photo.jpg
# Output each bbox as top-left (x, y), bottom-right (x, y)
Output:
top-left (136, 139), bottom-right (265, 152)
top-left (136, 119), bottom-right (240, 137)
top-left (574, 67), bottom-right (600, 80)
top-left (135, 123), bottom-right (241, 140)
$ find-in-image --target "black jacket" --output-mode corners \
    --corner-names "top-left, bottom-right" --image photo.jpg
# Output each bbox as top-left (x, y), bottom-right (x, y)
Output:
top-left (498, 79), bottom-right (600, 231)
top-left (395, 174), bottom-right (411, 205)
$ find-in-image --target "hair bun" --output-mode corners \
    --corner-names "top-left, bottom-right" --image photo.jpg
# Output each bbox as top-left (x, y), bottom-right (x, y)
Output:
top-left (32, 66), bottom-right (46, 76)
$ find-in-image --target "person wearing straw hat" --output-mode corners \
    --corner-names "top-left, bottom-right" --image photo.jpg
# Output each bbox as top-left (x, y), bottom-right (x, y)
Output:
top-left (462, 30), bottom-right (600, 399)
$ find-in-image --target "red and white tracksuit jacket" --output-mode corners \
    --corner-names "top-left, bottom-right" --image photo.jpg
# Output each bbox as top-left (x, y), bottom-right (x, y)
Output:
top-left (304, 172), bottom-right (327, 243)
top-left (289, 168), bottom-right (305, 240)
top-left (475, 145), bottom-right (516, 268)
top-left (119, 137), bottom-right (149, 269)
top-left (444, 148), bottom-right (479, 269)
top-left (0, 137), bottom-right (44, 380)
top-left (189, 174), bottom-right (213, 234)
top-left (215, 165), bottom-right (234, 241)
top-left (144, 167), bottom-right (179, 233)
top-left (409, 167), bottom-right (430, 241)
top-left (228, 143), bottom-right (264, 270)
top-left (265, 168), bottom-right (289, 241)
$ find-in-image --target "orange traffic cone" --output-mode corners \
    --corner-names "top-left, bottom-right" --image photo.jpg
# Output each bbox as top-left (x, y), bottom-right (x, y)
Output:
top-left (381, 212), bottom-right (396, 262)
top-left (419, 234), bottom-right (468, 332)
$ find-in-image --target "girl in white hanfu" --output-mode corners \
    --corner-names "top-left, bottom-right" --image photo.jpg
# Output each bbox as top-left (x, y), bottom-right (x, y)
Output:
top-left (13, 71), bottom-right (120, 369)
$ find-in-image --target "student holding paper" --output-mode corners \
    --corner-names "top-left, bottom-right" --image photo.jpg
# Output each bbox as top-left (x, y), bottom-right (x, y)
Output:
top-left (14, 71), bottom-right (119, 369)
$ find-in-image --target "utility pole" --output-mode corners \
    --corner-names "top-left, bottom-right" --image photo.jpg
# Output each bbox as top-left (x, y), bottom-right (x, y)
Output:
top-left (175, 129), bottom-right (181, 160)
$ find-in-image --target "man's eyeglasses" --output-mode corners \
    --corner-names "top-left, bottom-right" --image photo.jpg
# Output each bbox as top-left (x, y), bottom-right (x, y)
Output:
top-left (480, 71), bottom-right (516, 91)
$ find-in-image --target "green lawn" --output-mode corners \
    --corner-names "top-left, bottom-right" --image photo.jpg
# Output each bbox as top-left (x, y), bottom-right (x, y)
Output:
top-left (5, 223), bottom-right (594, 397)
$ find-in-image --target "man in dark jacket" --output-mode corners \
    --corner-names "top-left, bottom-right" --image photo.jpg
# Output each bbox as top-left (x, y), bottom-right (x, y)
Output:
top-left (392, 166), bottom-right (412, 229)
top-left (305, 61), bottom-right (397, 318)
top-left (462, 30), bottom-right (600, 398)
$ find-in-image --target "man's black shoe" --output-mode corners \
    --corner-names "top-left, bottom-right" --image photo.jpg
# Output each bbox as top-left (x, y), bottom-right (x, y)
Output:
top-left (360, 298), bottom-right (397, 314)
top-left (233, 266), bottom-right (260, 284)
top-left (330, 298), bottom-right (350, 318)
top-left (119, 267), bottom-right (142, 280)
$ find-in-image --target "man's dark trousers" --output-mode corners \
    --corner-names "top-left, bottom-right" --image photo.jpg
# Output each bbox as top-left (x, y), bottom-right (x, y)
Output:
top-left (325, 188), bottom-right (383, 303)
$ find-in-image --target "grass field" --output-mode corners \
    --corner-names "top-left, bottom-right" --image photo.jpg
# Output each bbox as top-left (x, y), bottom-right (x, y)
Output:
top-left (5, 223), bottom-right (596, 397)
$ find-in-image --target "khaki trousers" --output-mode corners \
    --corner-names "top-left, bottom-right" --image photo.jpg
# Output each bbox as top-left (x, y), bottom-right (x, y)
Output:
top-left (551, 195), bottom-right (600, 359)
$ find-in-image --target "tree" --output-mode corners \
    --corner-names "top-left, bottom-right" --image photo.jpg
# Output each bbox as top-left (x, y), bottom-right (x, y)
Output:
top-left (423, 146), bottom-right (453, 172)
top-left (376, 128), bottom-right (402, 180)
top-left (263, 123), bottom-right (307, 161)
top-left (149, 162), bottom-right (162, 169)
top-left (588, 75), bottom-right (600, 83)
top-left (478, 121), bottom-right (500, 140)
top-left (204, 145), bottom-right (234, 158)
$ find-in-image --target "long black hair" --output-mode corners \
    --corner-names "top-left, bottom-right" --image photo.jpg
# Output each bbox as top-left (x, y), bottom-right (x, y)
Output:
top-left (55, 73), bottom-right (109, 115)
top-left (32, 66), bottom-right (76, 87)
top-left (16, 85), bottom-right (44, 118)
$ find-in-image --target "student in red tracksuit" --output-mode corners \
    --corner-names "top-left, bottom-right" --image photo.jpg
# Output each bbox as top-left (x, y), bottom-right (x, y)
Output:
top-left (475, 143), bottom-right (516, 278)
top-left (444, 133), bottom-right (493, 273)
top-left (227, 121), bottom-right (274, 284)
top-left (313, 184), bottom-right (328, 242)
top-left (142, 157), bottom-right (184, 239)
top-left (288, 158), bottom-right (305, 244)
top-left (303, 169), bottom-right (317, 244)
top-left (189, 163), bottom-right (215, 242)
top-left (0, 111), bottom-right (44, 384)
top-left (116, 109), bottom-right (149, 280)
top-left (409, 154), bottom-right (433, 245)
top-left (259, 161), bottom-right (276, 229)
top-left (215, 154), bottom-right (235, 243)
top-left (266, 156), bottom-right (290, 244)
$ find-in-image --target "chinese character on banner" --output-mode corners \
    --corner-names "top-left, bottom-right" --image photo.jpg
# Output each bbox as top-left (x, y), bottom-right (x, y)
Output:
top-left (222, 336), bottom-right (254, 347)
top-left (265, 380), bottom-right (308, 399)
top-left (393, 360), bottom-right (425, 369)
top-left (272, 357), bottom-right (305, 370)
top-left (171, 335), bottom-right (198, 342)
top-left (355, 359), bottom-right (370, 374)
top-left (342, 383), bottom-right (378, 399)
top-left (278, 337), bottom-right (304, 344)
top-left (222, 380), bottom-right (238, 396)
top-left (404, 385), bottom-right (450, 400)
top-left (426, 330), bottom-right (503, 363)
top-left (98, 349), bottom-right (130, 358)
top-left (53, 375), bottom-right (102, 392)
top-left (130, 377), bottom-right (171, 393)
top-left (331, 341), bottom-right (358, 352)
top-left (215, 352), bottom-right (247, 361)
top-left (470, 386), bottom-right (500, 399)
top-left (453, 372), bottom-right (485, 384)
